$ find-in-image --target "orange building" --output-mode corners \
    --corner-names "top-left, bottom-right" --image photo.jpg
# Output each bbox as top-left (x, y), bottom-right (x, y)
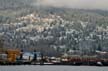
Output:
top-left (6, 49), bottom-right (20, 63)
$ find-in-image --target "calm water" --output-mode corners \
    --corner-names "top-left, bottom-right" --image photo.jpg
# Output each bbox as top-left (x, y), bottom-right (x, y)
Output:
top-left (0, 65), bottom-right (108, 71)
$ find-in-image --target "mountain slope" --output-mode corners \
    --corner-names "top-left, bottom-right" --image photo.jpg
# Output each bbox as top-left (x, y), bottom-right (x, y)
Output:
top-left (0, 0), bottom-right (108, 56)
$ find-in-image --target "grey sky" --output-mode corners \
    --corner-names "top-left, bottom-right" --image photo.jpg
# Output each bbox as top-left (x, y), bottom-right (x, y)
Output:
top-left (35, 0), bottom-right (108, 10)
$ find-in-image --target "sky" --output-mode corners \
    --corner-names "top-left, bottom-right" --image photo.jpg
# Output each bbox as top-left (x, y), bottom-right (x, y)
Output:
top-left (35, 0), bottom-right (108, 10)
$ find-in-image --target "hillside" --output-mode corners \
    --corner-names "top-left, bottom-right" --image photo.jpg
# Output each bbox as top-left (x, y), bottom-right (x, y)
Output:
top-left (0, 0), bottom-right (34, 9)
top-left (0, 1), bottom-right (108, 56)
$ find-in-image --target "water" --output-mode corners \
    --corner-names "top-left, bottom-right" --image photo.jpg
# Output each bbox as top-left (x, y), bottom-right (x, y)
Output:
top-left (0, 65), bottom-right (108, 71)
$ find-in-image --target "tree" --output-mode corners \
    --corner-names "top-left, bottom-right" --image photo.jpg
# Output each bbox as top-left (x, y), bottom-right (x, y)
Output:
top-left (97, 44), bottom-right (102, 51)
top-left (0, 36), bottom-right (4, 52)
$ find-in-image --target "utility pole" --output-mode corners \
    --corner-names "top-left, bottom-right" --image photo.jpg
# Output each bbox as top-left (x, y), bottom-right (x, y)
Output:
top-left (40, 48), bottom-right (44, 65)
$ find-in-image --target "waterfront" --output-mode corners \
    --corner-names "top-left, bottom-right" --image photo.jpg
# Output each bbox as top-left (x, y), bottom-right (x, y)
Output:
top-left (0, 65), bottom-right (108, 71)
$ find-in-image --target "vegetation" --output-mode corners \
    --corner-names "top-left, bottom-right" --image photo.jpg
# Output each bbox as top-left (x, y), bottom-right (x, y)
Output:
top-left (0, 0), bottom-right (108, 56)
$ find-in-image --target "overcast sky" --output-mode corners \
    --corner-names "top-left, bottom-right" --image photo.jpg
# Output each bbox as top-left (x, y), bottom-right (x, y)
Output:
top-left (35, 0), bottom-right (108, 10)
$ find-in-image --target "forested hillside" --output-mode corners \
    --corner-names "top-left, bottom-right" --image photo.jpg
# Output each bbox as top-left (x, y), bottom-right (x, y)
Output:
top-left (0, 0), bottom-right (108, 56)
